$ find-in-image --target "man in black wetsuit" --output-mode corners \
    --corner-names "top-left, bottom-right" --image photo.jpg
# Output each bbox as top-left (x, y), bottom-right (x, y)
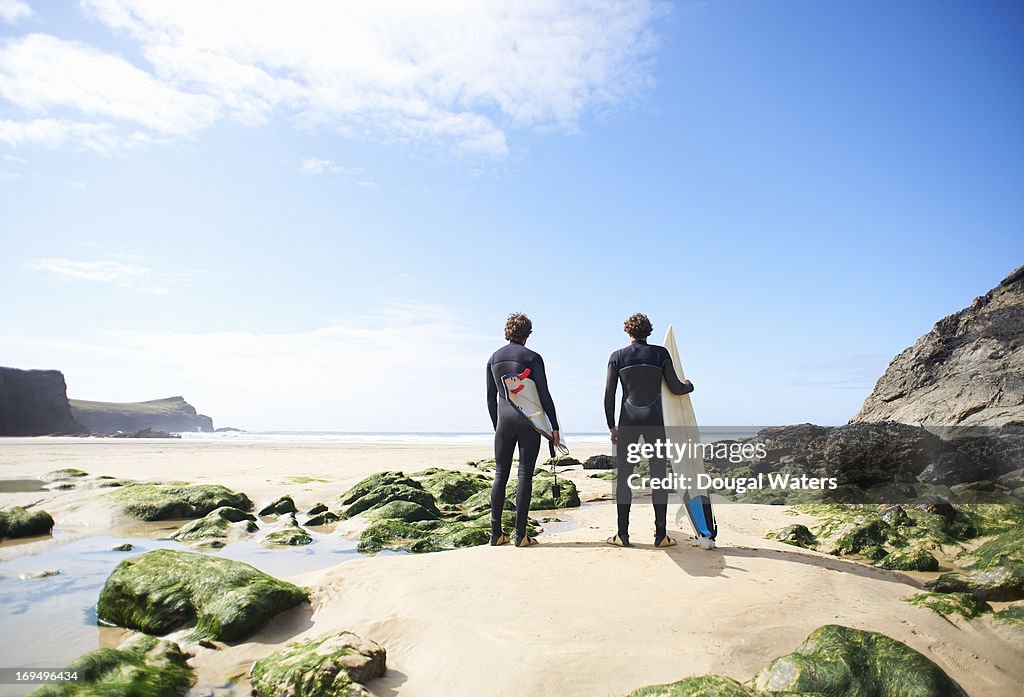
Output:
top-left (605, 313), bottom-right (693, 547)
top-left (486, 313), bottom-right (561, 547)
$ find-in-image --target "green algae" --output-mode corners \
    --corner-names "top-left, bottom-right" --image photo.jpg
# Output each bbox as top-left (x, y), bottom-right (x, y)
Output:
top-left (105, 483), bottom-right (252, 521)
top-left (250, 631), bottom-right (385, 697)
top-left (97, 549), bottom-right (307, 641)
top-left (32, 633), bottom-right (193, 697)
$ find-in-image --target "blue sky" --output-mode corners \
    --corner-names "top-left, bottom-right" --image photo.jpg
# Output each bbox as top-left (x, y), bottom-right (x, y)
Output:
top-left (1, 1), bottom-right (1021, 432)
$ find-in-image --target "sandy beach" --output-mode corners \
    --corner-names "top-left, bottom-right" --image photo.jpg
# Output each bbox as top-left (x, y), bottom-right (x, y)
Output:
top-left (1, 437), bottom-right (1021, 696)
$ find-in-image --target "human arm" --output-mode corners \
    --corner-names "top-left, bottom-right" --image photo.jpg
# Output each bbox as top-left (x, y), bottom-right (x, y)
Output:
top-left (531, 356), bottom-right (560, 432)
top-left (604, 361), bottom-right (618, 434)
top-left (662, 357), bottom-right (694, 395)
top-left (486, 361), bottom-right (498, 430)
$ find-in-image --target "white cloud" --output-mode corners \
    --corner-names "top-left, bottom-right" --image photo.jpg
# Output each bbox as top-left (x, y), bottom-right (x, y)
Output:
top-left (298, 156), bottom-right (340, 175)
top-left (0, 117), bottom-right (150, 154)
top-left (3, 153), bottom-right (28, 163)
top-left (69, 180), bottom-right (87, 190)
top-left (0, 169), bottom-right (20, 179)
top-left (0, 0), bottom-right (31, 24)
top-left (24, 256), bottom-right (171, 292)
top-left (0, 34), bottom-right (219, 135)
top-left (25, 257), bottom-right (152, 283)
top-left (0, 1), bottom-right (663, 158)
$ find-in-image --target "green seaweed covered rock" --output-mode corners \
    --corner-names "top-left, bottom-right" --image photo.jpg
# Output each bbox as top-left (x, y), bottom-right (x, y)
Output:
top-left (626, 674), bottom-right (757, 697)
top-left (0, 506), bottom-right (54, 539)
top-left (305, 511), bottom-right (341, 526)
top-left (259, 495), bottom-right (298, 516)
top-left (250, 631), bottom-right (386, 697)
top-left (365, 500), bottom-right (439, 523)
top-left (875, 546), bottom-right (940, 571)
top-left (993, 605), bottom-right (1024, 629)
top-left (411, 468), bottom-right (490, 505)
top-left (462, 488), bottom-right (513, 512)
top-left (358, 519), bottom-right (442, 554)
top-left (32, 633), bottom-right (193, 697)
top-left (925, 564), bottom-right (1024, 601)
top-left (908, 592), bottom-right (992, 619)
top-left (170, 507), bottom-right (257, 547)
top-left (751, 624), bottom-right (967, 696)
top-left (337, 472), bottom-right (440, 519)
top-left (97, 549), bottom-right (307, 641)
top-left (106, 483), bottom-right (252, 521)
top-left (507, 475), bottom-right (580, 509)
top-left (263, 514), bottom-right (313, 547)
top-left (767, 524), bottom-right (816, 549)
top-left (817, 515), bottom-right (895, 557)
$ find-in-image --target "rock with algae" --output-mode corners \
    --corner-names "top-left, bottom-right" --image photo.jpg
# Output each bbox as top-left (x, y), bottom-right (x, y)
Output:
top-left (250, 631), bottom-right (386, 697)
top-left (337, 472), bottom-right (440, 519)
top-left (411, 468), bottom-right (490, 505)
top-left (751, 624), bottom-right (967, 696)
top-left (626, 674), bottom-right (757, 696)
top-left (170, 506), bottom-right (257, 547)
top-left (32, 633), bottom-right (193, 697)
top-left (263, 514), bottom-right (313, 547)
top-left (908, 592), bottom-right (992, 619)
top-left (0, 506), bottom-right (54, 539)
top-left (97, 549), bottom-right (307, 641)
top-left (105, 482), bottom-right (252, 521)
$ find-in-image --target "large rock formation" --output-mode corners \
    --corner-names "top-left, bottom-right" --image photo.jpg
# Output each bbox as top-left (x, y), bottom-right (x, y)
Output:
top-left (70, 395), bottom-right (214, 433)
top-left (0, 367), bottom-right (86, 436)
top-left (853, 265), bottom-right (1024, 428)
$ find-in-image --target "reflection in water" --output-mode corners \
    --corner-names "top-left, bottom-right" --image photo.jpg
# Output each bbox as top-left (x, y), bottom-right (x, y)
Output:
top-left (0, 479), bottom-right (45, 493)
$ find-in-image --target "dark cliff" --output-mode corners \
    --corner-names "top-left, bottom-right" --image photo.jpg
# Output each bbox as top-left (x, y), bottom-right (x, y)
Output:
top-left (852, 265), bottom-right (1024, 428)
top-left (0, 367), bottom-right (88, 436)
top-left (70, 396), bottom-right (214, 434)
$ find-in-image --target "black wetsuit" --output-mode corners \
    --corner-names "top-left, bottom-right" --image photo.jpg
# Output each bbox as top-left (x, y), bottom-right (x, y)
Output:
top-left (487, 341), bottom-right (559, 542)
top-left (604, 339), bottom-right (693, 540)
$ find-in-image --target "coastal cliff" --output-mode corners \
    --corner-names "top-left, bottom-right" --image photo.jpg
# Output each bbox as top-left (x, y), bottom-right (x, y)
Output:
top-left (852, 265), bottom-right (1024, 428)
top-left (70, 396), bottom-right (214, 434)
top-left (0, 367), bottom-right (87, 436)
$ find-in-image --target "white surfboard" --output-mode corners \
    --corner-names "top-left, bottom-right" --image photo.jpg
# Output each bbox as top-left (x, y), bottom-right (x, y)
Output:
top-left (498, 368), bottom-right (550, 435)
top-left (501, 368), bottom-right (570, 457)
top-left (662, 325), bottom-right (717, 547)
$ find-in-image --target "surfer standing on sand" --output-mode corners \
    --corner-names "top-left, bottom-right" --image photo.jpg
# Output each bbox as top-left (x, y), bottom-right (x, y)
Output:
top-left (604, 313), bottom-right (693, 548)
top-left (486, 313), bottom-right (561, 548)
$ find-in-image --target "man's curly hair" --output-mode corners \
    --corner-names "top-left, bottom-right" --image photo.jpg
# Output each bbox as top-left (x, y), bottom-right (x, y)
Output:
top-left (623, 313), bottom-right (653, 340)
top-left (505, 312), bottom-right (533, 343)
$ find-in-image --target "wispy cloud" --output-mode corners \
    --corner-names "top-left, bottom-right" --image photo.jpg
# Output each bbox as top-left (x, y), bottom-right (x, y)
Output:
top-left (0, 2), bottom-right (663, 158)
top-left (298, 157), bottom-right (343, 175)
top-left (69, 180), bottom-right (87, 190)
top-left (0, 0), bottom-right (31, 24)
top-left (24, 256), bottom-right (169, 293)
top-left (0, 170), bottom-right (20, 180)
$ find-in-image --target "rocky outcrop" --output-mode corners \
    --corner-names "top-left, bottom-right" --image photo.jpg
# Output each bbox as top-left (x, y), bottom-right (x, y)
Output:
top-left (715, 422), bottom-right (1023, 502)
top-left (0, 367), bottom-right (86, 436)
top-left (853, 265), bottom-right (1024, 428)
top-left (97, 549), bottom-right (308, 641)
top-left (70, 395), bottom-right (214, 433)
